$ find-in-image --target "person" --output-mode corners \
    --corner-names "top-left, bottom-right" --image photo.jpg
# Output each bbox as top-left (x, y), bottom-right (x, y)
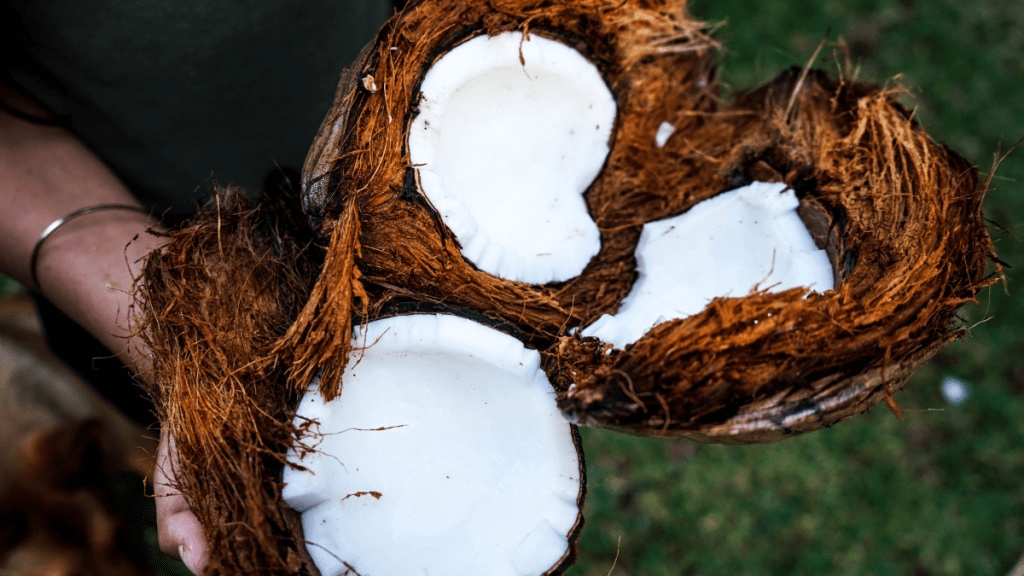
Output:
top-left (0, 2), bottom-right (394, 573)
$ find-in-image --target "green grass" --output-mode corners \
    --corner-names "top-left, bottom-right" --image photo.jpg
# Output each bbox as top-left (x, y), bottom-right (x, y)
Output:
top-left (571, 362), bottom-right (1024, 575)
top-left (569, 1), bottom-right (1024, 574)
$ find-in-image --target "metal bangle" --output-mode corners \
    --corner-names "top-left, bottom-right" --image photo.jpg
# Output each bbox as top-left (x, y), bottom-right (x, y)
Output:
top-left (29, 203), bottom-right (151, 293)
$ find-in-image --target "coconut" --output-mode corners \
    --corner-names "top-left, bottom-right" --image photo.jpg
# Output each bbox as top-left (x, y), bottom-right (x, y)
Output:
top-left (581, 180), bottom-right (835, 348)
top-left (137, 187), bottom-right (586, 575)
top-left (548, 67), bottom-right (996, 441)
top-left (408, 31), bottom-right (614, 284)
top-left (299, 0), bottom-right (720, 356)
top-left (298, 0), bottom-right (994, 440)
top-left (136, 0), bottom-right (996, 573)
top-left (282, 314), bottom-right (584, 575)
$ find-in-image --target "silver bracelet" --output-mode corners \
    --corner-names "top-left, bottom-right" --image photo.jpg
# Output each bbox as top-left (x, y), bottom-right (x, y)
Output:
top-left (30, 203), bottom-right (151, 292)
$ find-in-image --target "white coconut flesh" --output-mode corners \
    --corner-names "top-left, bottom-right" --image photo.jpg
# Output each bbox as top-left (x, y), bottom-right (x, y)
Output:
top-left (282, 314), bottom-right (583, 576)
top-left (408, 31), bottom-right (616, 284)
top-left (583, 181), bottom-right (836, 348)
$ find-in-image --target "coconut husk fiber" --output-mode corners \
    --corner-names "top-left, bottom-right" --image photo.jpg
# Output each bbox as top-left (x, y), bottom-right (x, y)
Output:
top-left (303, 0), bottom-right (721, 345)
top-left (300, 0), bottom-right (996, 437)
top-left (550, 68), bottom-right (997, 441)
top-left (135, 0), bottom-right (997, 573)
top-left (137, 184), bottom-right (331, 574)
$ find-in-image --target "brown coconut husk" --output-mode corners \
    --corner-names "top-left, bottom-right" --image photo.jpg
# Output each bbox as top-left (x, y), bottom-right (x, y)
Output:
top-left (301, 0), bottom-right (720, 349)
top-left (137, 186), bottom-right (326, 574)
top-left (136, 0), bottom-right (997, 572)
top-left (299, 0), bottom-right (996, 438)
top-left (550, 68), bottom-right (997, 440)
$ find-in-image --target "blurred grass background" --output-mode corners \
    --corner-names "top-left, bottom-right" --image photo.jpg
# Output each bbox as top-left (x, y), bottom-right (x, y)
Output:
top-left (2, 0), bottom-right (1021, 574)
top-left (569, 0), bottom-right (1024, 575)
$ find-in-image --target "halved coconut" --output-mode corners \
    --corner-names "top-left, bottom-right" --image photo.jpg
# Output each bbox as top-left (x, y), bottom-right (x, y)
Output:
top-left (582, 181), bottom-right (835, 348)
top-left (300, 0), bottom-right (719, 343)
top-left (283, 314), bottom-right (584, 576)
top-left (409, 31), bottom-right (614, 284)
top-left (550, 69), bottom-right (994, 440)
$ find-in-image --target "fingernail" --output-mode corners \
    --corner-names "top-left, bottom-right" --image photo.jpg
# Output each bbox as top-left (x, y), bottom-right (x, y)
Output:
top-left (180, 545), bottom-right (202, 575)
top-left (178, 544), bottom-right (187, 563)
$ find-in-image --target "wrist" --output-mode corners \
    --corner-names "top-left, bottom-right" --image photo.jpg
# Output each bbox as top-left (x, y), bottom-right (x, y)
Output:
top-left (32, 207), bottom-right (167, 371)
top-left (30, 204), bottom-right (153, 291)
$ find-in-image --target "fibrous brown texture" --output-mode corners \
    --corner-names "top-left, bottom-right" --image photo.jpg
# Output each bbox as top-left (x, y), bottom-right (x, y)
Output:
top-left (551, 69), bottom-right (997, 440)
top-left (302, 0), bottom-right (720, 347)
top-left (136, 0), bottom-right (997, 572)
top-left (300, 0), bottom-right (995, 439)
top-left (138, 187), bottom-right (326, 574)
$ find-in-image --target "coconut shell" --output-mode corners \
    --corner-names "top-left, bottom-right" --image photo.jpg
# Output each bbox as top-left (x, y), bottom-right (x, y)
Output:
top-left (136, 0), bottom-right (997, 573)
top-left (300, 0), bottom-right (720, 354)
top-left (298, 0), bottom-right (996, 439)
top-left (550, 68), bottom-right (996, 440)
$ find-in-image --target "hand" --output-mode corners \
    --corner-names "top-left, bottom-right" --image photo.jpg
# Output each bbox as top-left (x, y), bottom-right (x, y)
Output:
top-left (2, 81), bottom-right (203, 573)
top-left (154, 429), bottom-right (210, 575)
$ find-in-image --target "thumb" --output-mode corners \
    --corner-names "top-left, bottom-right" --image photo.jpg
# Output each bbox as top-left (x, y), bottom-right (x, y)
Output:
top-left (154, 429), bottom-right (211, 575)
top-left (165, 510), bottom-right (210, 575)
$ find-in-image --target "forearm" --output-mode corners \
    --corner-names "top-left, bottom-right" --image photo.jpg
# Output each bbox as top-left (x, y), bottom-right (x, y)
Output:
top-left (0, 86), bottom-right (165, 369)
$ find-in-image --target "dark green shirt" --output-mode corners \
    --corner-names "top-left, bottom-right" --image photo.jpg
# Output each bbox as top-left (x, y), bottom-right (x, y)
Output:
top-left (3, 0), bottom-right (390, 216)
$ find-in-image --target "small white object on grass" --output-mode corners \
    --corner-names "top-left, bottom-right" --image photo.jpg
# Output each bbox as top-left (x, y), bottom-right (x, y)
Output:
top-left (941, 376), bottom-right (969, 405)
top-left (583, 181), bottom-right (835, 348)
top-left (409, 31), bottom-right (616, 284)
top-left (283, 315), bottom-right (582, 576)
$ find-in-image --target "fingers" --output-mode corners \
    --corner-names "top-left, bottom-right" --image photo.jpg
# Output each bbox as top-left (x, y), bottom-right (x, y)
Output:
top-left (154, 429), bottom-right (210, 575)
top-left (161, 507), bottom-right (210, 575)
